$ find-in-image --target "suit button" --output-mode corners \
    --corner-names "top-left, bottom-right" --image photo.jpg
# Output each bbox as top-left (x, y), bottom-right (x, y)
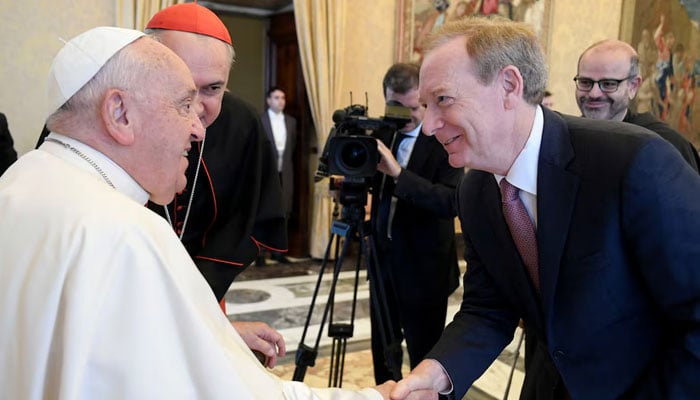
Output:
top-left (553, 349), bottom-right (565, 361)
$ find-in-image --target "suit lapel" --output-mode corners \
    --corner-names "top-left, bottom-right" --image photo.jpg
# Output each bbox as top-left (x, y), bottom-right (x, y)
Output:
top-left (284, 115), bottom-right (294, 153)
top-left (405, 133), bottom-right (432, 172)
top-left (262, 112), bottom-right (279, 160)
top-left (536, 109), bottom-right (580, 319)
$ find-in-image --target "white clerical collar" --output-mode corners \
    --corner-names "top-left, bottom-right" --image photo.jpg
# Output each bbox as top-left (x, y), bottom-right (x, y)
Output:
top-left (494, 105), bottom-right (543, 196)
top-left (41, 132), bottom-right (149, 205)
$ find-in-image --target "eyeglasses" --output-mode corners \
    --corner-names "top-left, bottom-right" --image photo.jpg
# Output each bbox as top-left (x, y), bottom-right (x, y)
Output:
top-left (573, 76), bottom-right (635, 93)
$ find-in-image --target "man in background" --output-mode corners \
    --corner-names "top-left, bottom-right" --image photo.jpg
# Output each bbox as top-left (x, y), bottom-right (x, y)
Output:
top-left (0, 112), bottom-right (17, 175)
top-left (0, 26), bottom-right (403, 400)
top-left (391, 17), bottom-right (700, 400)
top-left (575, 39), bottom-right (700, 171)
top-left (260, 86), bottom-right (297, 265)
top-left (541, 90), bottom-right (554, 109)
top-left (370, 62), bottom-right (463, 385)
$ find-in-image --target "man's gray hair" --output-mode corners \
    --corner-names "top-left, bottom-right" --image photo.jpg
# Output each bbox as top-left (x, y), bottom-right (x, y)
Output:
top-left (423, 16), bottom-right (548, 105)
top-left (145, 28), bottom-right (236, 68)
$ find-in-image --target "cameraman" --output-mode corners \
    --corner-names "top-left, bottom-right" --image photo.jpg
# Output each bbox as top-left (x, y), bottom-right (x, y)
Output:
top-left (370, 62), bottom-right (464, 384)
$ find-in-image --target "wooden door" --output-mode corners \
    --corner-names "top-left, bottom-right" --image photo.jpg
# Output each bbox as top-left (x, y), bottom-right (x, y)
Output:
top-left (266, 11), bottom-right (316, 258)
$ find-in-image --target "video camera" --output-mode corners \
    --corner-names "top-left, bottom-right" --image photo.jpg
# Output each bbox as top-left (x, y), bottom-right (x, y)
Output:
top-left (315, 102), bottom-right (411, 182)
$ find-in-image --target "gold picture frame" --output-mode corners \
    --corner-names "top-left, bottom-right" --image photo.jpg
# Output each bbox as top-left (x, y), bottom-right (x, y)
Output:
top-left (396, 0), bottom-right (553, 63)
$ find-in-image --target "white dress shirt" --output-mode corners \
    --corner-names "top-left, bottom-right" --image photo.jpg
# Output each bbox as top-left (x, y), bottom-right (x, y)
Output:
top-left (268, 108), bottom-right (287, 172)
top-left (494, 105), bottom-right (544, 227)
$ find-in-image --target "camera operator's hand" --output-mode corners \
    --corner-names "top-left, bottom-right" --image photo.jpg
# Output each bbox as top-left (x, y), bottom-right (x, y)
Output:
top-left (376, 139), bottom-right (402, 178)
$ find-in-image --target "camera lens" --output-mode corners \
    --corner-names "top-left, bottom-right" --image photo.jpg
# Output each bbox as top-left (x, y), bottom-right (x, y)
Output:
top-left (340, 141), bottom-right (369, 169)
top-left (327, 136), bottom-right (378, 178)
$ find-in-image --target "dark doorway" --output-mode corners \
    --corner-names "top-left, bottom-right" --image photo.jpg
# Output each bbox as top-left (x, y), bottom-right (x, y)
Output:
top-left (266, 11), bottom-right (316, 258)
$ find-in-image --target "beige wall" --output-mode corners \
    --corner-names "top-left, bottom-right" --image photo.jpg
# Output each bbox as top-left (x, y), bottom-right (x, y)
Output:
top-left (0, 0), bottom-right (114, 155)
top-left (338, 0), bottom-right (396, 118)
top-left (219, 14), bottom-right (266, 112)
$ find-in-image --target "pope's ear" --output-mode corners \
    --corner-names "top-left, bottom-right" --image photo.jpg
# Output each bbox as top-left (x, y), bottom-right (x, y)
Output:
top-left (102, 89), bottom-right (135, 146)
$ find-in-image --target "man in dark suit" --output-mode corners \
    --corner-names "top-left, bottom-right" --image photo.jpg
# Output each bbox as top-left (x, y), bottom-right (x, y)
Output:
top-left (392, 17), bottom-right (700, 400)
top-left (370, 62), bottom-right (463, 384)
top-left (575, 38), bottom-right (700, 172)
top-left (0, 113), bottom-right (18, 176)
top-left (260, 86), bottom-right (297, 264)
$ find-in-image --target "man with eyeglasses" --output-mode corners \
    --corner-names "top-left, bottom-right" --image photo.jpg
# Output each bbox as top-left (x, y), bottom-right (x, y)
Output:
top-left (575, 39), bottom-right (700, 172)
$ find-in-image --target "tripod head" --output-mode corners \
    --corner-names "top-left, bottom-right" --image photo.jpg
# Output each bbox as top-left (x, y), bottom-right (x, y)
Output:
top-left (330, 176), bottom-right (370, 230)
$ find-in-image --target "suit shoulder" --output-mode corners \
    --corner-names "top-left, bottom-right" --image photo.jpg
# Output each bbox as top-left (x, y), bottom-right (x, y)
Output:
top-left (626, 112), bottom-right (695, 153)
top-left (206, 94), bottom-right (265, 149)
top-left (219, 92), bottom-right (260, 121)
top-left (562, 114), bottom-right (659, 149)
top-left (460, 169), bottom-right (491, 195)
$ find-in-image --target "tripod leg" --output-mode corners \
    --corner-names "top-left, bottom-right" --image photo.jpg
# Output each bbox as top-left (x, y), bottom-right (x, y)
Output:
top-left (503, 327), bottom-right (525, 400)
top-left (293, 231), bottom-right (339, 382)
top-left (294, 218), bottom-right (360, 385)
top-left (328, 337), bottom-right (349, 388)
top-left (365, 231), bottom-right (404, 381)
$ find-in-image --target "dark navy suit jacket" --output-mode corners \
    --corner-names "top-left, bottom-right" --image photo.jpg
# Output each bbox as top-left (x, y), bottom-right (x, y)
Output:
top-left (374, 132), bottom-right (464, 305)
top-left (428, 108), bottom-right (700, 399)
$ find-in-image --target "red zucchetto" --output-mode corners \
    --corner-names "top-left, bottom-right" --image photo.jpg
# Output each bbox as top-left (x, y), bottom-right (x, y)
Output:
top-left (146, 3), bottom-right (232, 45)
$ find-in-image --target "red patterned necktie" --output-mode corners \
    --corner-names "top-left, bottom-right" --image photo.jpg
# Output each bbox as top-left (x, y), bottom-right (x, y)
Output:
top-left (500, 179), bottom-right (540, 293)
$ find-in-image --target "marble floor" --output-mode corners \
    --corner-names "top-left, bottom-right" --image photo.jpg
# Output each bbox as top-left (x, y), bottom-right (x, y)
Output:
top-left (225, 253), bottom-right (525, 400)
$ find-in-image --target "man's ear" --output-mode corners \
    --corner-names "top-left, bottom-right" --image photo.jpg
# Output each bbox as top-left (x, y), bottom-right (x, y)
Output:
top-left (102, 89), bottom-right (135, 146)
top-left (500, 65), bottom-right (524, 110)
top-left (628, 75), bottom-right (642, 100)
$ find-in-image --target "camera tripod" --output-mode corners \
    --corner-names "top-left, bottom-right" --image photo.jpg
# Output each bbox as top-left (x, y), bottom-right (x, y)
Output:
top-left (292, 197), bottom-right (402, 387)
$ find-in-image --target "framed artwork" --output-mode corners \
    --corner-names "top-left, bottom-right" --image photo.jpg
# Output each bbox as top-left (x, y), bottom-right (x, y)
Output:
top-left (621, 0), bottom-right (700, 147)
top-left (396, 0), bottom-right (552, 63)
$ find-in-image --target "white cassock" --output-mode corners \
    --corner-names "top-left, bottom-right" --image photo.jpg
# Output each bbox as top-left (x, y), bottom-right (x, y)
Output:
top-left (0, 133), bottom-right (380, 400)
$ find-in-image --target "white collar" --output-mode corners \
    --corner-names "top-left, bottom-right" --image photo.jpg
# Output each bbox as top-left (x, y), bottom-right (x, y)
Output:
top-left (403, 122), bottom-right (422, 138)
top-left (494, 105), bottom-right (543, 196)
top-left (41, 132), bottom-right (149, 205)
top-left (267, 108), bottom-right (284, 118)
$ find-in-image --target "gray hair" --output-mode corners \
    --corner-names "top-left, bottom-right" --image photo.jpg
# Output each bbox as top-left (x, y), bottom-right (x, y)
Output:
top-left (145, 28), bottom-right (236, 68)
top-left (47, 40), bottom-right (146, 130)
top-left (423, 16), bottom-right (548, 105)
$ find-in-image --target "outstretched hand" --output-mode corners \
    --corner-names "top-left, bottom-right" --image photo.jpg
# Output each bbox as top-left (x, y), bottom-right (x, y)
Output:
top-left (390, 359), bottom-right (449, 400)
top-left (374, 381), bottom-right (437, 400)
top-left (231, 320), bottom-right (286, 368)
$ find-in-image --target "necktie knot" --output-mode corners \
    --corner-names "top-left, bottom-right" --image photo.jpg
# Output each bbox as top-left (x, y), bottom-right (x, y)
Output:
top-left (500, 179), bottom-right (520, 202)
